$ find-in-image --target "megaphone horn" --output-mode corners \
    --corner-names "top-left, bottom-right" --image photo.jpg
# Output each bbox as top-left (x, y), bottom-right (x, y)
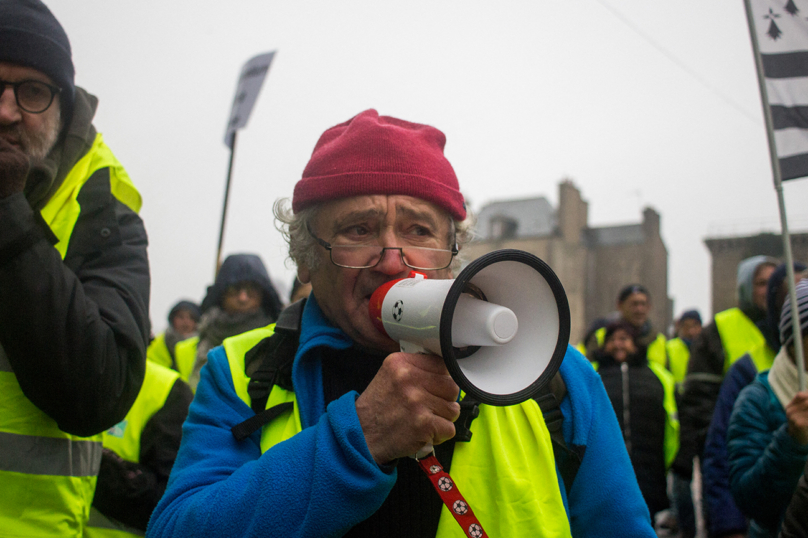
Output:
top-left (369, 249), bottom-right (570, 406)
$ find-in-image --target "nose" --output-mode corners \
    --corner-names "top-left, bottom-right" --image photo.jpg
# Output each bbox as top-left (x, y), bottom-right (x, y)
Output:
top-left (238, 289), bottom-right (251, 302)
top-left (0, 85), bottom-right (21, 125)
top-left (373, 247), bottom-right (408, 276)
top-left (371, 227), bottom-right (408, 275)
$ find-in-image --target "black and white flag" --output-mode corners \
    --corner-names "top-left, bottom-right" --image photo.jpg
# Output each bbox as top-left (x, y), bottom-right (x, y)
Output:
top-left (748, 0), bottom-right (808, 181)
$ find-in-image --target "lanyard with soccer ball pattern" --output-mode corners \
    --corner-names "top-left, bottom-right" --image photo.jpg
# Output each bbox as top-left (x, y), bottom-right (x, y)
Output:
top-left (416, 453), bottom-right (488, 538)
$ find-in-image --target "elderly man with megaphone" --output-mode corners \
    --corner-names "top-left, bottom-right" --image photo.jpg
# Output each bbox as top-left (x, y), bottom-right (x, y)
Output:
top-left (147, 110), bottom-right (656, 538)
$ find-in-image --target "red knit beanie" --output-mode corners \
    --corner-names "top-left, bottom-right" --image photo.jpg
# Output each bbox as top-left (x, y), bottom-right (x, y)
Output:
top-left (293, 109), bottom-right (466, 221)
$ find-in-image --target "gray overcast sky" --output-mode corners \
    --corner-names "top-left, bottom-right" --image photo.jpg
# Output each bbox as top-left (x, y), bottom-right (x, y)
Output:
top-left (45, 0), bottom-right (808, 333)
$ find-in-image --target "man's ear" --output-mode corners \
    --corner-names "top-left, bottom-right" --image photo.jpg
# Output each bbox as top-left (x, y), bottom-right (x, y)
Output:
top-left (298, 266), bottom-right (311, 284)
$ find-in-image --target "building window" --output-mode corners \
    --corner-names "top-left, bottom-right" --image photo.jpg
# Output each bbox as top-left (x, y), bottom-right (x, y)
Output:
top-left (490, 216), bottom-right (518, 240)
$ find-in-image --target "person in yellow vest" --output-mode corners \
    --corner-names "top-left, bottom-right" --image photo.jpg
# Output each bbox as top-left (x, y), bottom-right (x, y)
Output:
top-left (593, 320), bottom-right (679, 520)
top-left (147, 300), bottom-right (201, 378)
top-left (666, 309), bottom-right (703, 390)
top-left (0, 2), bottom-right (150, 536)
top-left (672, 255), bottom-right (777, 533)
top-left (85, 361), bottom-right (193, 538)
top-left (589, 285), bottom-right (668, 368)
top-left (700, 262), bottom-right (806, 538)
top-left (147, 110), bottom-right (656, 538)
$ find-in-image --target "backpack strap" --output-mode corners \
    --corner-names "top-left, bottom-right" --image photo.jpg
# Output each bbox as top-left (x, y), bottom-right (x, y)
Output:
top-left (230, 300), bottom-right (305, 441)
top-left (534, 372), bottom-right (584, 496)
top-left (452, 371), bottom-right (583, 496)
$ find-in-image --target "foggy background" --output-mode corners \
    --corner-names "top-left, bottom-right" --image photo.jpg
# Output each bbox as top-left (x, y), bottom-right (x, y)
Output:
top-left (45, 0), bottom-right (808, 333)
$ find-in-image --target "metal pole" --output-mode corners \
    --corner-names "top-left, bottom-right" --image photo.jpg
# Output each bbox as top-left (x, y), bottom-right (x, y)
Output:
top-left (215, 130), bottom-right (237, 277)
top-left (744, 0), bottom-right (806, 390)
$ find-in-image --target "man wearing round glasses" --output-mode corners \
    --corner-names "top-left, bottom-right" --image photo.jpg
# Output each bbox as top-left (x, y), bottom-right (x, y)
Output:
top-left (150, 109), bottom-right (654, 538)
top-left (0, 1), bottom-right (150, 535)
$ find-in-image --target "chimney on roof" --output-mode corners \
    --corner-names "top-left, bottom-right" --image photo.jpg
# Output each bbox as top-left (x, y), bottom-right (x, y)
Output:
top-left (558, 180), bottom-right (587, 244)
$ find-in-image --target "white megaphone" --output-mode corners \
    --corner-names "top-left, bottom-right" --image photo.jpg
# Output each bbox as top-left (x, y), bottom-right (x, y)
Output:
top-left (369, 249), bottom-right (570, 407)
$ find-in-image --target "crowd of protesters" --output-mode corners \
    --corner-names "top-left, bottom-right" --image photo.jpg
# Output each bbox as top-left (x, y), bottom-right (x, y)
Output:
top-left (580, 260), bottom-right (808, 538)
top-left (2, 1), bottom-right (808, 537)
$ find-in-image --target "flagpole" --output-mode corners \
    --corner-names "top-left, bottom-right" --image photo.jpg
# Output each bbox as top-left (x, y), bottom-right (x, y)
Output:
top-left (744, 0), bottom-right (806, 391)
top-left (215, 130), bottom-right (237, 277)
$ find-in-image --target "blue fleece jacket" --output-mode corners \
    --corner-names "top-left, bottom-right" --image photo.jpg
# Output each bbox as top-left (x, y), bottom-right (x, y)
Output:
top-left (146, 297), bottom-right (655, 538)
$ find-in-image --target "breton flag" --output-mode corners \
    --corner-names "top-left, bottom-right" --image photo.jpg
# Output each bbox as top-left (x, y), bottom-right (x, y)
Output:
top-left (746, 0), bottom-right (808, 181)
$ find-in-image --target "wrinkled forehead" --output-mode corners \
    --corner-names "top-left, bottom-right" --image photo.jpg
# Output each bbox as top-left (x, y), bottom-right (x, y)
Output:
top-left (313, 194), bottom-right (453, 233)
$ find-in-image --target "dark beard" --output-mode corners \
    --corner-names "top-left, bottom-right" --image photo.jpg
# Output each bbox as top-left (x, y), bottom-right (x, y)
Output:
top-left (0, 107), bottom-right (61, 162)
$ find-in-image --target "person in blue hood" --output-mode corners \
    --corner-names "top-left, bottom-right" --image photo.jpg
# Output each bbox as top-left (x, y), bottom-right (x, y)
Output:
top-left (146, 110), bottom-right (655, 538)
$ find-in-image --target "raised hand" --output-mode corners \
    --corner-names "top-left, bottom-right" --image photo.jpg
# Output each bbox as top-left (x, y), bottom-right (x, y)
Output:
top-left (356, 351), bottom-right (461, 464)
top-left (786, 391), bottom-right (808, 446)
top-left (0, 136), bottom-right (30, 198)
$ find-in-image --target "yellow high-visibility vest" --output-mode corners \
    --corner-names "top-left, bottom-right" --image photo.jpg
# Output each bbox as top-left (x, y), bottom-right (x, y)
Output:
top-left (646, 361), bottom-right (680, 469)
top-left (85, 361), bottom-right (181, 538)
top-left (223, 326), bottom-right (573, 538)
top-left (714, 308), bottom-right (775, 373)
top-left (172, 337), bottom-right (199, 386)
top-left (665, 337), bottom-right (690, 388)
top-left (146, 333), bottom-right (173, 371)
top-left (0, 134), bottom-right (141, 537)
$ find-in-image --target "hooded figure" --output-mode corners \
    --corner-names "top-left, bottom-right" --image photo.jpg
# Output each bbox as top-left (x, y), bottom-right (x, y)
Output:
top-left (727, 279), bottom-right (808, 538)
top-left (188, 254), bottom-right (284, 390)
top-left (673, 255), bottom-right (778, 523)
top-left (700, 262), bottom-right (805, 538)
top-left (737, 256), bottom-right (780, 324)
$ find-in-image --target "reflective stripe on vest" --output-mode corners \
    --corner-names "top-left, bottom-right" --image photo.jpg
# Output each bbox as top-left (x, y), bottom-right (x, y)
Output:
top-left (714, 308), bottom-right (775, 373)
top-left (665, 337), bottom-right (690, 387)
top-left (0, 133), bottom-right (141, 537)
top-left (85, 361), bottom-right (179, 538)
top-left (223, 327), bottom-right (573, 538)
top-left (646, 361), bottom-right (680, 469)
top-left (596, 327), bottom-right (668, 368)
top-left (173, 337), bottom-right (199, 386)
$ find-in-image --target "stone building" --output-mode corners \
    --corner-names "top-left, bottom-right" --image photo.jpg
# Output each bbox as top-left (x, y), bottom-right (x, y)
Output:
top-left (705, 231), bottom-right (808, 315)
top-left (463, 180), bottom-right (672, 343)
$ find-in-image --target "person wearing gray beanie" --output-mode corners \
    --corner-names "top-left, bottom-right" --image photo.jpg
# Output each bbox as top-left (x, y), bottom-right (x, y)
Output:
top-left (0, 1), bottom-right (151, 535)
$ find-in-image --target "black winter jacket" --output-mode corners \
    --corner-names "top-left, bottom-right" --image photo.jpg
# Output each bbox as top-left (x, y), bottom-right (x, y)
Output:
top-left (0, 88), bottom-right (150, 436)
top-left (674, 319), bottom-right (738, 477)
top-left (596, 350), bottom-right (669, 516)
top-left (780, 459), bottom-right (808, 538)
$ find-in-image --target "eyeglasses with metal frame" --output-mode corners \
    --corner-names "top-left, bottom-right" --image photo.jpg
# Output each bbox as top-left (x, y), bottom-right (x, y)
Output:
top-left (0, 79), bottom-right (61, 114)
top-left (306, 222), bottom-right (458, 270)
